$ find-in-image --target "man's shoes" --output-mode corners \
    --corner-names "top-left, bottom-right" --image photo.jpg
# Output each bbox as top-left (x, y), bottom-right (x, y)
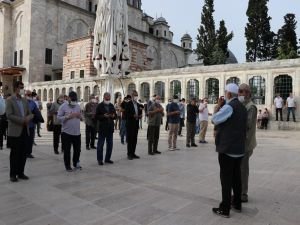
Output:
top-left (18, 174), bottom-right (29, 180)
top-left (121, 141), bottom-right (125, 145)
top-left (148, 152), bottom-right (154, 155)
top-left (27, 154), bottom-right (34, 158)
top-left (186, 144), bottom-right (190, 148)
top-left (10, 176), bottom-right (18, 182)
top-left (98, 161), bottom-right (104, 166)
top-left (0, 146), bottom-right (2, 150)
top-left (231, 204), bottom-right (242, 213)
top-left (128, 156), bottom-right (133, 160)
top-left (86, 146), bottom-right (90, 150)
top-left (90, 146), bottom-right (96, 150)
top-left (38, 134), bottom-right (42, 137)
top-left (54, 149), bottom-right (59, 155)
top-left (199, 140), bottom-right (208, 144)
top-left (74, 163), bottom-right (82, 170)
top-left (191, 143), bottom-right (198, 147)
top-left (241, 194), bottom-right (248, 203)
top-left (105, 160), bottom-right (114, 164)
top-left (212, 208), bottom-right (230, 218)
top-left (154, 151), bottom-right (161, 154)
top-left (174, 147), bottom-right (180, 151)
top-left (33, 142), bottom-right (37, 146)
top-left (66, 167), bottom-right (73, 172)
top-left (168, 147), bottom-right (175, 151)
top-left (133, 154), bottom-right (140, 159)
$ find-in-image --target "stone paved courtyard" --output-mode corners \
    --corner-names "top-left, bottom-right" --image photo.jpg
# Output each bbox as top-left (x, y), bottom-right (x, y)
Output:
top-left (0, 123), bottom-right (300, 225)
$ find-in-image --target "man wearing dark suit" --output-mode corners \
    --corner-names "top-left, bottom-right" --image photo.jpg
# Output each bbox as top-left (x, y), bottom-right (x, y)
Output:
top-left (125, 90), bottom-right (142, 160)
top-left (96, 92), bottom-right (116, 165)
top-left (6, 81), bottom-right (33, 182)
top-left (211, 83), bottom-right (247, 218)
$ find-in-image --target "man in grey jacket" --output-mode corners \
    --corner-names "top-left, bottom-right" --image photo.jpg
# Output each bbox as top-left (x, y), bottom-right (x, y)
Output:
top-left (238, 83), bottom-right (257, 203)
top-left (6, 81), bottom-right (33, 182)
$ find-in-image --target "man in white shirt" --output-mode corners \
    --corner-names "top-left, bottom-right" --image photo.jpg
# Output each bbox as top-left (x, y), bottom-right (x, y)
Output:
top-left (274, 94), bottom-right (283, 121)
top-left (286, 93), bottom-right (296, 122)
top-left (199, 98), bottom-right (211, 143)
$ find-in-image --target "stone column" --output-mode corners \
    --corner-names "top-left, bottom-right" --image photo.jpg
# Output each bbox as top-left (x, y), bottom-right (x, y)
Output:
top-left (200, 76), bottom-right (205, 98)
top-left (150, 79), bottom-right (154, 98)
top-left (165, 78), bottom-right (169, 103)
top-left (266, 72), bottom-right (273, 109)
top-left (219, 75), bottom-right (225, 96)
top-left (181, 78), bottom-right (186, 99)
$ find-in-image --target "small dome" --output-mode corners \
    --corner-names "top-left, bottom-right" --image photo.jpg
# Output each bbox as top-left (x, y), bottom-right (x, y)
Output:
top-left (226, 50), bottom-right (238, 64)
top-left (181, 33), bottom-right (192, 41)
top-left (155, 17), bottom-right (168, 24)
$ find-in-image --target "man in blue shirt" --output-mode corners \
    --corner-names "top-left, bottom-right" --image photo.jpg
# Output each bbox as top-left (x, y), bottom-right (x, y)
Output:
top-left (211, 83), bottom-right (247, 218)
top-left (167, 95), bottom-right (180, 151)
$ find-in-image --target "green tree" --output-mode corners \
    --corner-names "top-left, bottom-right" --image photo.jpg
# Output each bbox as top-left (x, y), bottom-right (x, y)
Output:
top-left (277, 13), bottom-right (298, 59)
top-left (195, 0), bottom-right (216, 65)
top-left (245, 0), bottom-right (274, 62)
top-left (195, 0), bottom-right (233, 65)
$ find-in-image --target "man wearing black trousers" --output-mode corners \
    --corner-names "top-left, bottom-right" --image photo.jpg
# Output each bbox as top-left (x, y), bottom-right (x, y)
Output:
top-left (6, 81), bottom-right (33, 182)
top-left (125, 90), bottom-right (142, 160)
top-left (211, 83), bottom-right (247, 218)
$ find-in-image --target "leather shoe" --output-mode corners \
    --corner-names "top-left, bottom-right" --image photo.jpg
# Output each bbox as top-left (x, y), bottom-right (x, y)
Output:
top-left (191, 143), bottom-right (198, 147)
top-left (127, 156), bottom-right (133, 160)
top-left (148, 152), bottom-right (154, 155)
top-left (133, 154), bottom-right (140, 159)
top-left (27, 154), bottom-right (34, 158)
top-left (105, 160), bottom-right (114, 164)
top-left (98, 161), bottom-right (104, 166)
top-left (154, 151), bottom-right (161, 154)
top-left (186, 144), bottom-right (190, 147)
top-left (90, 146), bottom-right (96, 149)
top-left (10, 176), bottom-right (18, 182)
top-left (18, 174), bottom-right (29, 180)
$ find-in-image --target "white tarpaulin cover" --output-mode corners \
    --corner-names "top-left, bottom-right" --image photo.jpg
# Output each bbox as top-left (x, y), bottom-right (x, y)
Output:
top-left (93, 0), bottom-right (130, 75)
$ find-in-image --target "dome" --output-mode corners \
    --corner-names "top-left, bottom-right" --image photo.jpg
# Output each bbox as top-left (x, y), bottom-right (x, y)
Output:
top-left (181, 33), bottom-right (192, 41)
top-left (155, 17), bottom-right (168, 24)
top-left (226, 50), bottom-right (238, 64)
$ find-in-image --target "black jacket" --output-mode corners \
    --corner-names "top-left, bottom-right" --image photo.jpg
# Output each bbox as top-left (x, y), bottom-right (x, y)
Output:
top-left (215, 98), bottom-right (247, 155)
top-left (96, 102), bottom-right (116, 134)
top-left (125, 100), bottom-right (143, 128)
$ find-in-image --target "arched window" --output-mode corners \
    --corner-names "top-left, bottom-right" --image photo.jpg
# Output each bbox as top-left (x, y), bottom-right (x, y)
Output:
top-left (249, 76), bottom-right (266, 105)
top-left (38, 89), bottom-right (42, 98)
top-left (170, 80), bottom-right (181, 98)
top-left (226, 77), bottom-right (240, 85)
top-left (141, 82), bottom-right (150, 102)
top-left (76, 87), bottom-right (82, 100)
top-left (49, 89), bottom-right (53, 100)
top-left (206, 78), bottom-right (219, 104)
top-left (69, 87), bottom-right (74, 93)
top-left (187, 79), bottom-right (199, 100)
top-left (93, 85), bottom-right (100, 96)
top-left (84, 86), bottom-right (90, 102)
top-left (154, 81), bottom-right (165, 103)
top-left (32, 89), bottom-right (36, 93)
top-left (55, 88), bottom-right (60, 100)
top-left (43, 89), bottom-right (47, 101)
top-left (274, 75), bottom-right (293, 100)
top-left (127, 83), bottom-right (136, 95)
top-left (62, 88), bottom-right (66, 95)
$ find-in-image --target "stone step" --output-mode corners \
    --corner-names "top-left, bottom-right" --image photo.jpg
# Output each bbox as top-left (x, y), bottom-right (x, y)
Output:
top-left (267, 120), bottom-right (300, 131)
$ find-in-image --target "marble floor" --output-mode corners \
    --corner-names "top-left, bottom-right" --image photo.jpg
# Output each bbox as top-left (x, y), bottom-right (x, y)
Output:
top-left (0, 123), bottom-right (299, 225)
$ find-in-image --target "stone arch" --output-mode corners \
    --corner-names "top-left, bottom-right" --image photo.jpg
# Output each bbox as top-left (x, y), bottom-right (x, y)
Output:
top-left (69, 87), bottom-right (74, 93)
top-left (38, 89), bottom-right (42, 98)
top-left (205, 78), bottom-right (219, 104)
top-left (93, 85), bottom-right (100, 96)
top-left (62, 87), bottom-right (66, 95)
top-left (76, 87), bottom-right (82, 100)
top-left (55, 88), bottom-right (60, 100)
top-left (43, 89), bottom-right (47, 101)
top-left (154, 81), bottom-right (165, 103)
top-left (140, 82), bottom-right (150, 102)
top-left (187, 79), bottom-right (199, 100)
top-left (114, 92), bottom-right (122, 103)
top-left (170, 80), bottom-right (181, 98)
top-left (136, 51), bottom-right (144, 70)
top-left (49, 88), bottom-right (54, 100)
top-left (64, 19), bottom-right (89, 41)
top-left (84, 86), bottom-right (90, 102)
top-left (127, 83), bottom-right (136, 95)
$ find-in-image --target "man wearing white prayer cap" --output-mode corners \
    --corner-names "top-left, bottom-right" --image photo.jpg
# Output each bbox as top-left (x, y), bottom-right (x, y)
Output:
top-left (211, 83), bottom-right (247, 218)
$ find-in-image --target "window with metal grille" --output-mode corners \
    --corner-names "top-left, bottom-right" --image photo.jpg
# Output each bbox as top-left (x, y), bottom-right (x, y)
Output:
top-left (226, 77), bottom-right (240, 85)
top-left (170, 80), bottom-right (181, 98)
top-left (14, 51), bottom-right (18, 66)
top-left (141, 82), bottom-right (150, 102)
top-left (154, 81), bottom-right (165, 103)
top-left (274, 75), bottom-right (292, 100)
top-left (80, 70), bottom-right (84, 78)
top-left (249, 76), bottom-right (265, 105)
top-left (206, 78), bottom-right (219, 104)
top-left (127, 83), bottom-right (136, 95)
top-left (19, 50), bottom-right (23, 65)
top-left (187, 79), bottom-right (199, 100)
top-left (70, 71), bottom-right (75, 79)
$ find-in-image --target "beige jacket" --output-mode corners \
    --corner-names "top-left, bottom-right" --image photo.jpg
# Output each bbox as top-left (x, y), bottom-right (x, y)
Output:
top-left (6, 95), bottom-right (32, 137)
top-left (245, 101), bottom-right (257, 152)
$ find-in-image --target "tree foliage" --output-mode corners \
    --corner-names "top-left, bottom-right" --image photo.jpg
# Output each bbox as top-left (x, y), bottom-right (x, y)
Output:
top-left (195, 0), bottom-right (233, 65)
top-left (245, 0), bottom-right (274, 62)
top-left (277, 13), bottom-right (298, 59)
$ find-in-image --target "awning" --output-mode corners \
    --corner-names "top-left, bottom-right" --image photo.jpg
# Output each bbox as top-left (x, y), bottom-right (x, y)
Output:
top-left (0, 66), bottom-right (26, 76)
